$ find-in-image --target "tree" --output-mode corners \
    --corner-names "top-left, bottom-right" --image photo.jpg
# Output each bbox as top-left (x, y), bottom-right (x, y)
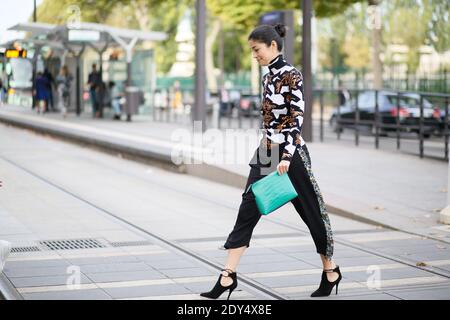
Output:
top-left (35, 0), bottom-right (369, 78)
top-left (343, 36), bottom-right (370, 70)
top-left (423, 0), bottom-right (449, 54)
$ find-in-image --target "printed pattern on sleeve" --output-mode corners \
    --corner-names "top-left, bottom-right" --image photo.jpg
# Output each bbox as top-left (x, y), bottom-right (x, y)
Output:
top-left (261, 54), bottom-right (305, 162)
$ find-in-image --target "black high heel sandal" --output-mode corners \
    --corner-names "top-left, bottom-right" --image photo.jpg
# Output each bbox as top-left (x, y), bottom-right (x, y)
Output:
top-left (200, 269), bottom-right (238, 300)
top-left (310, 266), bottom-right (342, 297)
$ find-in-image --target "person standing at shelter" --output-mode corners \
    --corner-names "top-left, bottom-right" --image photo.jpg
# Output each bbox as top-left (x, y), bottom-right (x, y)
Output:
top-left (34, 71), bottom-right (49, 114)
top-left (87, 64), bottom-right (101, 118)
top-left (43, 68), bottom-right (55, 112)
top-left (56, 65), bottom-right (72, 118)
top-left (0, 79), bottom-right (6, 106)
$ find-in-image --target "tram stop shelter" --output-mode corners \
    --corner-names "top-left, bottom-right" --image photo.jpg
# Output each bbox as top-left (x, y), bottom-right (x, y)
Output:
top-left (7, 22), bottom-right (167, 118)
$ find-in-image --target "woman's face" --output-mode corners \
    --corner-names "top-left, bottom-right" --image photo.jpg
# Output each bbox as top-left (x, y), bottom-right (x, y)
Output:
top-left (249, 39), bottom-right (280, 66)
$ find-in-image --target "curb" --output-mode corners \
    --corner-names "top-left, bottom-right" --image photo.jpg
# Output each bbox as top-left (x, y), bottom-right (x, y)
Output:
top-left (0, 273), bottom-right (23, 300)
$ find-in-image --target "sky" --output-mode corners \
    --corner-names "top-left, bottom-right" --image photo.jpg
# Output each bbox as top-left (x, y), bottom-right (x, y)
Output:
top-left (0, 0), bottom-right (44, 44)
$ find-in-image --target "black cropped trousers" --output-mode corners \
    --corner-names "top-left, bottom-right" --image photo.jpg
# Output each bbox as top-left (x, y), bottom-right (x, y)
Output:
top-left (223, 143), bottom-right (334, 260)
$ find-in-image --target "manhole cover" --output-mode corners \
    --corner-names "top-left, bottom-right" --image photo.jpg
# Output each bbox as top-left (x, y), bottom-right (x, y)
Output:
top-left (40, 238), bottom-right (106, 251)
top-left (11, 246), bottom-right (41, 253)
top-left (109, 241), bottom-right (152, 247)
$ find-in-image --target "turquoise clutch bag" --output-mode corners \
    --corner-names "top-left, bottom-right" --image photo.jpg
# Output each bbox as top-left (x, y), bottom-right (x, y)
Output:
top-left (248, 171), bottom-right (298, 215)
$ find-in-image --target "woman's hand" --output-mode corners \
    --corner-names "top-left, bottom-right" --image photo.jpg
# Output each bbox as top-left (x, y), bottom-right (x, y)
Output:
top-left (277, 160), bottom-right (290, 175)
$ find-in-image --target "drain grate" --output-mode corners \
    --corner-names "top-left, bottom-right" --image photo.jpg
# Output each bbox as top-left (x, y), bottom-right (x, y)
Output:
top-left (40, 238), bottom-right (106, 251)
top-left (109, 241), bottom-right (152, 247)
top-left (11, 246), bottom-right (41, 253)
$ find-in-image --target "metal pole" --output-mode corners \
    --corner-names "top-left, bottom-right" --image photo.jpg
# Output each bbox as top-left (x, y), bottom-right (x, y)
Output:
top-left (320, 90), bottom-right (324, 142)
top-left (337, 94), bottom-right (341, 140)
top-left (76, 57), bottom-right (81, 116)
top-left (419, 94), bottom-right (424, 158)
top-left (302, 0), bottom-right (313, 142)
top-left (194, 0), bottom-right (206, 131)
top-left (33, 0), bottom-right (37, 22)
top-left (284, 10), bottom-right (294, 65)
top-left (396, 92), bottom-right (401, 150)
top-left (31, 45), bottom-right (40, 110)
top-left (355, 90), bottom-right (359, 146)
top-left (218, 20), bottom-right (224, 91)
top-left (445, 96), bottom-right (449, 161)
top-left (375, 90), bottom-right (379, 149)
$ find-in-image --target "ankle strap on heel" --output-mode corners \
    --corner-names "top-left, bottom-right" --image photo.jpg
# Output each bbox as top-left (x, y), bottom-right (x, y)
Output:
top-left (323, 266), bottom-right (339, 273)
top-left (221, 269), bottom-right (235, 277)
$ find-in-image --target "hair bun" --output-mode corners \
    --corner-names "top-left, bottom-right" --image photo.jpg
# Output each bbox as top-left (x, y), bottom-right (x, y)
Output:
top-left (274, 24), bottom-right (286, 38)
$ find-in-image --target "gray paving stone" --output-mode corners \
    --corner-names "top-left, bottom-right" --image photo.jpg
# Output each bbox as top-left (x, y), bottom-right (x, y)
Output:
top-left (376, 244), bottom-right (447, 255)
top-left (254, 273), bottom-right (324, 288)
top-left (271, 245), bottom-right (317, 254)
top-left (103, 283), bottom-right (191, 299)
top-left (237, 261), bottom-right (317, 273)
top-left (4, 259), bottom-right (71, 269)
top-left (407, 250), bottom-right (450, 261)
top-left (320, 293), bottom-right (400, 300)
top-left (239, 254), bottom-right (299, 265)
top-left (176, 281), bottom-right (220, 294)
top-left (331, 249), bottom-right (375, 259)
top-left (86, 270), bottom-right (167, 283)
top-left (178, 281), bottom-right (251, 299)
top-left (385, 286), bottom-right (450, 300)
top-left (4, 266), bottom-right (71, 278)
top-left (237, 247), bottom-right (282, 256)
top-left (10, 274), bottom-right (92, 288)
top-left (21, 289), bottom-right (112, 300)
top-left (342, 267), bottom-right (433, 282)
top-left (315, 256), bottom-right (394, 268)
top-left (360, 239), bottom-right (439, 249)
top-left (144, 259), bottom-right (199, 270)
top-left (435, 264), bottom-right (450, 272)
top-left (66, 255), bottom-right (141, 266)
top-left (159, 267), bottom-right (216, 278)
top-left (288, 286), bottom-right (381, 300)
top-left (78, 262), bottom-right (153, 274)
top-left (195, 250), bottom-right (228, 259)
top-left (137, 252), bottom-right (189, 262)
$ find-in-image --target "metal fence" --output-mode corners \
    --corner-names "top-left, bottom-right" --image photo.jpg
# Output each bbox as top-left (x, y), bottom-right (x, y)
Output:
top-left (315, 89), bottom-right (450, 160)
top-left (150, 87), bottom-right (450, 161)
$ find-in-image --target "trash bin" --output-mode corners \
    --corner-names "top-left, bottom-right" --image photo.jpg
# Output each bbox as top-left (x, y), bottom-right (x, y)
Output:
top-left (124, 86), bottom-right (141, 121)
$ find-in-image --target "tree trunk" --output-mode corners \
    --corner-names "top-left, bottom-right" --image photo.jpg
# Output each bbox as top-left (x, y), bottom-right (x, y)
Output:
top-left (131, 0), bottom-right (150, 32)
top-left (369, 0), bottom-right (383, 89)
top-left (206, 19), bottom-right (221, 92)
top-left (372, 25), bottom-right (383, 89)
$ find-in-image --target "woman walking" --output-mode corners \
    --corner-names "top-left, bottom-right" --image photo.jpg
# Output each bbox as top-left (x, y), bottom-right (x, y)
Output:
top-left (200, 24), bottom-right (341, 300)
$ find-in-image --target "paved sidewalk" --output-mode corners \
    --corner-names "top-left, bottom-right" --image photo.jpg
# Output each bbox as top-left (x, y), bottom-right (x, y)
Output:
top-left (0, 104), bottom-right (449, 243)
top-left (1, 122), bottom-right (450, 300)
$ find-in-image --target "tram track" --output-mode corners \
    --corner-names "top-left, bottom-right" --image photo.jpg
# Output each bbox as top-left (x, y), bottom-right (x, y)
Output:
top-left (0, 150), bottom-right (449, 301)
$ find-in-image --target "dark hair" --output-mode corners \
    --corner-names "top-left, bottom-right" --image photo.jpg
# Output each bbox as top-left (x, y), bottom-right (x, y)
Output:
top-left (248, 23), bottom-right (286, 51)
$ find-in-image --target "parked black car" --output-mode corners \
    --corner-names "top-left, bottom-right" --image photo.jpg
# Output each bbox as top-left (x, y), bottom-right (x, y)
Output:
top-left (329, 90), bottom-right (442, 137)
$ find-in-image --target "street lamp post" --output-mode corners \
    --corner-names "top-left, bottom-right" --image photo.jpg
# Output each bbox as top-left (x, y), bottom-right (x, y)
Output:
top-left (194, 0), bottom-right (206, 131)
top-left (302, 0), bottom-right (313, 142)
top-left (33, 0), bottom-right (37, 22)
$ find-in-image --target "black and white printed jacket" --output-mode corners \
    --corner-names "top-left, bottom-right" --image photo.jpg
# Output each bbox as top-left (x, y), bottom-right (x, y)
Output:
top-left (261, 54), bottom-right (305, 162)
